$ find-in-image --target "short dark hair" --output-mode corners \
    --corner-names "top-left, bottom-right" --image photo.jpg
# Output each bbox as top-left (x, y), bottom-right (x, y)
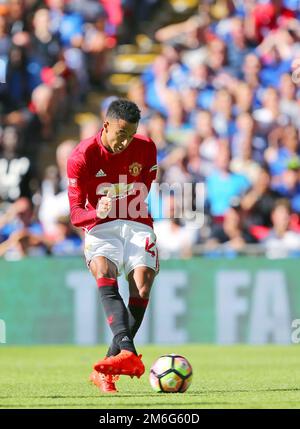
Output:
top-left (106, 99), bottom-right (141, 123)
top-left (273, 198), bottom-right (291, 214)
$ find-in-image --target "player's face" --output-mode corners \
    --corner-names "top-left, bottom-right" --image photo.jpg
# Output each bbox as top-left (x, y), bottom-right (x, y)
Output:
top-left (103, 119), bottom-right (138, 154)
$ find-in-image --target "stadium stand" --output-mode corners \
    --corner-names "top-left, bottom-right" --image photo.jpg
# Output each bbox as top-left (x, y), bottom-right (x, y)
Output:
top-left (1, 0), bottom-right (300, 260)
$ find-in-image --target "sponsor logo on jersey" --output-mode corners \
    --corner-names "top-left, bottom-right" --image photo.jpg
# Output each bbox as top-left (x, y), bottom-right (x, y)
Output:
top-left (96, 169), bottom-right (107, 177)
top-left (96, 182), bottom-right (135, 199)
top-left (150, 164), bottom-right (158, 172)
top-left (129, 162), bottom-right (142, 177)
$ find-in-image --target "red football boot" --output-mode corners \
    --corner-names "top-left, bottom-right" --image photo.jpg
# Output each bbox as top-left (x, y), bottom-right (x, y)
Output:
top-left (89, 369), bottom-right (119, 393)
top-left (94, 350), bottom-right (145, 378)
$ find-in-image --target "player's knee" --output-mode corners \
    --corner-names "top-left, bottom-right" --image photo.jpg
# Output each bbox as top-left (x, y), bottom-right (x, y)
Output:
top-left (97, 272), bottom-right (115, 280)
top-left (93, 268), bottom-right (116, 280)
top-left (90, 257), bottom-right (117, 280)
top-left (138, 285), bottom-right (151, 300)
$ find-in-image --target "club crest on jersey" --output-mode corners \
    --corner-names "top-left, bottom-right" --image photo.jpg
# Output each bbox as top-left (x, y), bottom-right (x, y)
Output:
top-left (129, 162), bottom-right (142, 177)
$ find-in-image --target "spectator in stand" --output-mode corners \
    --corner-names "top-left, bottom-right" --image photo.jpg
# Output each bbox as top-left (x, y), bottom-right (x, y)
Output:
top-left (265, 124), bottom-right (300, 181)
top-left (0, 14), bottom-right (12, 80)
top-left (77, 114), bottom-right (102, 141)
top-left (2, 0), bottom-right (300, 259)
top-left (274, 158), bottom-right (300, 214)
top-left (205, 202), bottom-right (257, 254)
top-left (0, 14), bottom-right (11, 55)
top-left (206, 143), bottom-right (250, 218)
top-left (154, 3), bottom-right (209, 53)
top-left (48, 0), bottom-right (88, 98)
top-left (180, 86), bottom-right (198, 127)
top-left (0, 125), bottom-right (33, 202)
top-left (241, 165), bottom-right (281, 228)
top-left (258, 29), bottom-right (293, 88)
top-left (0, 196), bottom-right (46, 259)
top-left (242, 53), bottom-right (262, 94)
top-left (233, 82), bottom-right (254, 115)
top-left (31, 82), bottom-right (56, 136)
top-left (127, 78), bottom-right (153, 124)
top-left (142, 54), bottom-right (171, 116)
top-left (154, 194), bottom-right (197, 260)
top-left (253, 87), bottom-right (286, 136)
top-left (278, 73), bottom-right (300, 128)
top-left (232, 113), bottom-right (267, 164)
top-left (162, 146), bottom-right (193, 187)
top-left (8, 0), bottom-right (28, 35)
top-left (164, 90), bottom-right (192, 146)
top-left (225, 16), bottom-right (253, 78)
top-left (194, 110), bottom-right (219, 177)
top-left (81, 4), bottom-right (113, 87)
top-left (146, 111), bottom-right (174, 164)
top-left (38, 139), bottom-right (76, 239)
top-left (99, 95), bottom-right (118, 121)
top-left (50, 215), bottom-right (82, 256)
top-left (263, 199), bottom-right (300, 259)
top-left (4, 42), bottom-right (30, 110)
top-left (186, 63), bottom-right (213, 109)
top-left (27, 8), bottom-right (61, 91)
top-left (185, 133), bottom-right (204, 183)
top-left (230, 134), bottom-right (261, 184)
top-left (212, 88), bottom-right (235, 139)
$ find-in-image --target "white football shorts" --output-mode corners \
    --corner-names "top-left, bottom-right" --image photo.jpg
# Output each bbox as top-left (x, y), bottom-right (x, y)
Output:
top-left (84, 220), bottom-right (159, 277)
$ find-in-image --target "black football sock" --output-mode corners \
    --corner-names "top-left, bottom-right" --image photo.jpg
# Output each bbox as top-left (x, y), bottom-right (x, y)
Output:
top-left (106, 297), bottom-right (149, 357)
top-left (97, 278), bottom-right (137, 355)
top-left (106, 338), bottom-right (119, 358)
top-left (127, 297), bottom-right (149, 338)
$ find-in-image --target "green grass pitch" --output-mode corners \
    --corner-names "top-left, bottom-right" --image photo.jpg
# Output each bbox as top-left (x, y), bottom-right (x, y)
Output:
top-left (0, 345), bottom-right (300, 409)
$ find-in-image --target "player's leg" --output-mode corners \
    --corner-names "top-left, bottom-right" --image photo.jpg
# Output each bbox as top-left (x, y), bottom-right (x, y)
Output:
top-left (85, 223), bottom-right (139, 356)
top-left (90, 256), bottom-right (137, 356)
top-left (106, 267), bottom-right (155, 356)
top-left (127, 266), bottom-right (155, 338)
top-left (89, 256), bottom-right (130, 392)
top-left (91, 255), bottom-right (145, 378)
top-left (124, 221), bottom-right (159, 335)
top-left (106, 222), bottom-right (158, 355)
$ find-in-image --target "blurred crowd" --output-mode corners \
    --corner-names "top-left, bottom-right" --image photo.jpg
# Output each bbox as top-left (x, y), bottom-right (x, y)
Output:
top-left (2, 0), bottom-right (300, 260)
top-left (0, 0), bottom-right (160, 259)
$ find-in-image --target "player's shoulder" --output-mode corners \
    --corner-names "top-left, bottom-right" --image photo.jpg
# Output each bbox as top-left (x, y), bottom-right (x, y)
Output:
top-left (68, 134), bottom-right (100, 163)
top-left (132, 134), bottom-right (156, 152)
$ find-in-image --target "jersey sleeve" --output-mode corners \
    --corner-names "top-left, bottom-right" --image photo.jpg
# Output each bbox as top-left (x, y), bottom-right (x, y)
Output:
top-left (67, 153), bottom-right (97, 228)
top-left (143, 139), bottom-right (158, 193)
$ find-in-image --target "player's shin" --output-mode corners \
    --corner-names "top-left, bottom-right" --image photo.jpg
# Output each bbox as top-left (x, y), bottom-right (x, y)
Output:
top-left (127, 297), bottom-right (149, 338)
top-left (97, 278), bottom-right (137, 355)
top-left (106, 338), bottom-right (119, 357)
top-left (106, 296), bottom-right (149, 357)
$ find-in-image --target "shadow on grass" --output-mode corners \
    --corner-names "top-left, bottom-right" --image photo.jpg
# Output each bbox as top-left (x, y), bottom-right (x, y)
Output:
top-left (1, 387), bottom-right (300, 400)
top-left (0, 402), bottom-right (250, 408)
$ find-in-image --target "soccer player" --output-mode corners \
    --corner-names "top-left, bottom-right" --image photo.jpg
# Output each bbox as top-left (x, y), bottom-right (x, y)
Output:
top-left (67, 99), bottom-right (159, 393)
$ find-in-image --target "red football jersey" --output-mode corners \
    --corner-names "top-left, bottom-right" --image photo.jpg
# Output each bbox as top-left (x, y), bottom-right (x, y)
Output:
top-left (67, 129), bottom-right (157, 231)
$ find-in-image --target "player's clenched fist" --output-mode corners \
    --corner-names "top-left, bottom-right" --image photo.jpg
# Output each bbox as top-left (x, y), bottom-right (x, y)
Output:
top-left (96, 191), bottom-right (113, 219)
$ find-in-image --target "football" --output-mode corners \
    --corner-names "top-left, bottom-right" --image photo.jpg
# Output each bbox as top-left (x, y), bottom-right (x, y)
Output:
top-left (149, 354), bottom-right (193, 393)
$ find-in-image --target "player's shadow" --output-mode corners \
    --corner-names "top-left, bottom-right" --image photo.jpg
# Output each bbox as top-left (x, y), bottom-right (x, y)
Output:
top-left (1, 386), bottom-right (300, 401)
